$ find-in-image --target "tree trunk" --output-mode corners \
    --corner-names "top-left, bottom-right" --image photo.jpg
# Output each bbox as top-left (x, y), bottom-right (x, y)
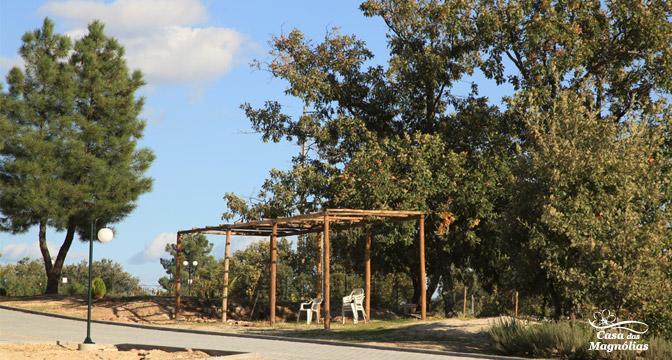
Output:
top-left (411, 274), bottom-right (420, 305)
top-left (425, 275), bottom-right (441, 313)
top-left (549, 284), bottom-right (562, 320)
top-left (441, 274), bottom-right (456, 316)
top-left (38, 220), bottom-right (53, 288)
top-left (41, 222), bottom-right (77, 294)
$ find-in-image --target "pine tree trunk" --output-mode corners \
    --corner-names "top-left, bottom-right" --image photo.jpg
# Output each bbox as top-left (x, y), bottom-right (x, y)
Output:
top-left (41, 222), bottom-right (77, 294)
top-left (38, 221), bottom-right (55, 293)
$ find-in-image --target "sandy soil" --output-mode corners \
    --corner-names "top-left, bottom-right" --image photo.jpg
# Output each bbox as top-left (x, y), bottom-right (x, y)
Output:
top-left (0, 296), bottom-right (208, 324)
top-left (0, 343), bottom-right (210, 360)
top-left (0, 296), bottom-right (298, 326)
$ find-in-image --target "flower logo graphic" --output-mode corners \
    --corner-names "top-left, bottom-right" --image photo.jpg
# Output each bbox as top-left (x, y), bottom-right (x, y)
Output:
top-left (594, 310), bottom-right (617, 327)
top-left (588, 309), bottom-right (649, 335)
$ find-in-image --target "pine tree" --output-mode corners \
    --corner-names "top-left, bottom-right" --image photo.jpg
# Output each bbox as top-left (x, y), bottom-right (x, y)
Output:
top-left (0, 18), bottom-right (154, 294)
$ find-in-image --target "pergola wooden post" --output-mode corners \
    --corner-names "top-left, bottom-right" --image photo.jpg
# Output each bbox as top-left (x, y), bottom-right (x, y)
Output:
top-left (175, 232), bottom-right (182, 320)
top-left (269, 222), bottom-right (278, 326)
top-left (323, 214), bottom-right (331, 329)
top-left (419, 214), bottom-right (426, 320)
top-left (364, 230), bottom-right (372, 322)
top-left (316, 232), bottom-right (323, 322)
top-left (221, 229), bottom-right (232, 322)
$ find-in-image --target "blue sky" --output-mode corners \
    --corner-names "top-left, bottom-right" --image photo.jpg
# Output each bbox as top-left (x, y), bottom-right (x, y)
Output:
top-left (0, 0), bottom-right (506, 286)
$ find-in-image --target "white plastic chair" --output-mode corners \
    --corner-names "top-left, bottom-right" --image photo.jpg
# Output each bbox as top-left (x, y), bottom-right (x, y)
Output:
top-left (342, 288), bottom-right (366, 324)
top-left (297, 297), bottom-right (322, 324)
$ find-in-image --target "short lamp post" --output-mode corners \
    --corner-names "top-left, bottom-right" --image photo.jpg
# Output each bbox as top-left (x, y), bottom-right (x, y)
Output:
top-left (82, 224), bottom-right (113, 345)
top-left (182, 260), bottom-right (198, 296)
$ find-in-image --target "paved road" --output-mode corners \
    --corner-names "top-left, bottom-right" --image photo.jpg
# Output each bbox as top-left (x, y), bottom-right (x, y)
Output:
top-left (0, 308), bottom-right (486, 360)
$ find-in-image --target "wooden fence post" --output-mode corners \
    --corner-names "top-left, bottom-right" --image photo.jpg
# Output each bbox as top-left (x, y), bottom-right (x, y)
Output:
top-left (324, 214), bottom-right (331, 329)
top-left (269, 223), bottom-right (278, 326)
top-left (418, 214), bottom-right (426, 320)
top-left (365, 230), bottom-right (372, 322)
top-left (175, 233), bottom-right (182, 320)
top-left (515, 290), bottom-right (519, 318)
top-left (222, 230), bottom-right (231, 322)
top-left (316, 232), bottom-right (322, 322)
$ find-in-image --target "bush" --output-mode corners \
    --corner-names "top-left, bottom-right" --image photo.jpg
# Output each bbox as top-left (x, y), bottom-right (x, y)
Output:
top-left (645, 337), bottom-right (672, 360)
top-left (489, 318), bottom-right (596, 359)
top-left (489, 318), bottom-right (672, 359)
top-left (92, 277), bottom-right (106, 299)
top-left (66, 282), bottom-right (85, 296)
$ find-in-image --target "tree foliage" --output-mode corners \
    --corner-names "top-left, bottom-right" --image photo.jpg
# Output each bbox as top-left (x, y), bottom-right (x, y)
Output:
top-left (0, 257), bottom-right (142, 298)
top-left (60, 258), bottom-right (143, 297)
top-left (0, 258), bottom-right (47, 296)
top-left (159, 233), bottom-right (219, 297)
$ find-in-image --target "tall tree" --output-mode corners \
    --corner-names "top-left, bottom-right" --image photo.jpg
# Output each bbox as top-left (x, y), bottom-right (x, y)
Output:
top-left (481, 0), bottom-right (672, 327)
top-left (0, 18), bottom-right (153, 293)
top-left (229, 0), bottom-right (515, 314)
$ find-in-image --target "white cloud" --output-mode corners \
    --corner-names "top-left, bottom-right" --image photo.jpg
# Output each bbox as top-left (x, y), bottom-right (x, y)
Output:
top-left (0, 241), bottom-right (87, 264)
top-left (129, 232), bottom-right (175, 264)
top-left (40, 0), bottom-right (244, 85)
top-left (0, 241), bottom-right (55, 262)
top-left (124, 26), bottom-right (243, 84)
top-left (40, 0), bottom-right (207, 35)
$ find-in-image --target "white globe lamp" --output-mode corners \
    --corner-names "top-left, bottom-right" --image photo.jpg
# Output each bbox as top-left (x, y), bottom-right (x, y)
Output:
top-left (97, 228), bottom-right (114, 243)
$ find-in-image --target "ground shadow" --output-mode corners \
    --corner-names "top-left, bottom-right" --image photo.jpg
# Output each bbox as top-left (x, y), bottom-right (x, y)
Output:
top-left (115, 343), bottom-right (247, 357)
top-left (244, 319), bottom-right (495, 354)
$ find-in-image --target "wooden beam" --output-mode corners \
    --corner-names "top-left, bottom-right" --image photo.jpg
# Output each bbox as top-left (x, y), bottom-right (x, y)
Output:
top-left (365, 230), bottom-right (372, 322)
top-left (463, 286), bottom-right (467, 316)
top-left (269, 222), bottom-right (278, 326)
top-left (316, 232), bottom-right (323, 322)
top-left (175, 233), bottom-right (182, 320)
top-left (222, 230), bottom-right (232, 322)
top-left (326, 208), bottom-right (424, 216)
top-left (323, 214), bottom-right (331, 330)
top-left (419, 214), bottom-right (426, 320)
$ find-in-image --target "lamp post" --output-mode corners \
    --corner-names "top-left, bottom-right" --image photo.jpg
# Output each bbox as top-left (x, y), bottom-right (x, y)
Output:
top-left (82, 224), bottom-right (113, 345)
top-left (182, 260), bottom-right (198, 296)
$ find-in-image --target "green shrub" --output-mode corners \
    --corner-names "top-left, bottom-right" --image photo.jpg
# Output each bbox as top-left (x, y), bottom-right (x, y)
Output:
top-left (489, 318), bottom-right (672, 359)
top-left (489, 318), bottom-right (595, 359)
top-left (645, 337), bottom-right (672, 359)
top-left (66, 282), bottom-right (85, 296)
top-left (92, 277), bottom-right (106, 299)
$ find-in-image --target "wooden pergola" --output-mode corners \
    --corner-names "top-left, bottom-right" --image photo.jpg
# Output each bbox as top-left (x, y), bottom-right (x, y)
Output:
top-left (174, 208), bottom-right (426, 329)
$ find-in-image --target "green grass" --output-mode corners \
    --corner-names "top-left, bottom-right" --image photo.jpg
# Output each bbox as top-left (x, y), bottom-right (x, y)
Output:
top-left (242, 318), bottom-right (493, 354)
